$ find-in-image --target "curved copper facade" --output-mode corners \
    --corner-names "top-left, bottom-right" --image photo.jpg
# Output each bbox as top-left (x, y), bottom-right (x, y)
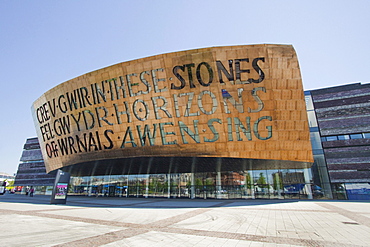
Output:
top-left (32, 44), bottom-right (313, 175)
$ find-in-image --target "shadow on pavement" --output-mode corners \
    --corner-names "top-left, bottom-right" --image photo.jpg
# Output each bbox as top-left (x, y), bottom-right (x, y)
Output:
top-left (1, 193), bottom-right (367, 209)
top-left (0, 193), bottom-right (301, 208)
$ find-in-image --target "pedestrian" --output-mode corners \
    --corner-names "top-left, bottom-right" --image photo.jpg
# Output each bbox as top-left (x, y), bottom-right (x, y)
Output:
top-left (29, 187), bottom-right (34, 197)
top-left (25, 187), bottom-right (29, 196)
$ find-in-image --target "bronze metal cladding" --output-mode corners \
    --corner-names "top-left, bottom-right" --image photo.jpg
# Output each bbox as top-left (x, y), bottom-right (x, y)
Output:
top-left (32, 44), bottom-right (313, 174)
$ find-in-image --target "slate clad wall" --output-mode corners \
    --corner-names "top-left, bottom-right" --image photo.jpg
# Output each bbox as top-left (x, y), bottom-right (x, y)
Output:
top-left (311, 83), bottom-right (370, 183)
top-left (14, 137), bottom-right (55, 186)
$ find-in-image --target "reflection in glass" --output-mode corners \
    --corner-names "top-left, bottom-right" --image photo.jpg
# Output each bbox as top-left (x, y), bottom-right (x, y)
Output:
top-left (68, 167), bottom-right (314, 200)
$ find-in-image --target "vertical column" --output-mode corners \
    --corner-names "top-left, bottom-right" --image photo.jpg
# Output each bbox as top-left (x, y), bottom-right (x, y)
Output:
top-left (145, 174), bottom-right (149, 198)
top-left (145, 157), bottom-right (153, 199)
top-left (190, 157), bottom-right (196, 199)
top-left (249, 170), bottom-right (255, 199)
top-left (190, 173), bottom-right (195, 199)
top-left (304, 168), bottom-right (313, 199)
top-left (126, 175), bottom-right (129, 198)
top-left (216, 159), bottom-right (222, 199)
top-left (178, 174), bottom-right (181, 198)
top-left (275, 173), bottom-right (282, 198)
top-left (88, 176), bottom-right (92, 197)
top-left (136, 175), bottom-right (139, 198)
top-left (168, 158), bottom-right (173, 198)
top-left (168, 173), bottom-right (171, 198)
top-left (216, 171), bottom-right (222, 199)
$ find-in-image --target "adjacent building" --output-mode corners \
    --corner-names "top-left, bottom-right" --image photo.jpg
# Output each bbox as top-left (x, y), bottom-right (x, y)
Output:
top-left (13, 137), bottom-right (55, 194)
top-left (306, 83), bottom-right (370, 200)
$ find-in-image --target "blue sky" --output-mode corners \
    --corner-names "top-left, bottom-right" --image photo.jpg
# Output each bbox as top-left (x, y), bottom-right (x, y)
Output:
top-left (0, 1), bottom-right (369, 175)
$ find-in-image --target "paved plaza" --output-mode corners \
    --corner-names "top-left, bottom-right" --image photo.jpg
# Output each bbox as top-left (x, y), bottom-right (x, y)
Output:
top-left (0, 194), bottom-right (369, 247)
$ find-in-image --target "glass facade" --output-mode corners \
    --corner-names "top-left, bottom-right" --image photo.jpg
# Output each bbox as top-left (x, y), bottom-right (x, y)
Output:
top-left (331, 183), bottom-right (370, 200)
top-left (304, 91), bottom-right (333, 199)
top-left (69, 175), bottom-right (370, 200)
top-left (68, 168), bottom-right (315, 199)
top-left (344, 183), bottom-right (370, 200)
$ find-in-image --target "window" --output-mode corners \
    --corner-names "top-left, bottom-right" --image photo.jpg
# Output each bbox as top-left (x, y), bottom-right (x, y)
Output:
top-left (350, 134), bottom-right (362, 139)
top-left (363, 133), bottom-right (370, 138)
top-left (307, 111), bottom-right (318, 127)
top-left (337, 135), bottom-right (349, 140)
top-left (304, 94), bottom-right (314, 111)
top-left (326, 136), bottom-right (338, 141)
top-left (310, 132), bottom-right (323, 149)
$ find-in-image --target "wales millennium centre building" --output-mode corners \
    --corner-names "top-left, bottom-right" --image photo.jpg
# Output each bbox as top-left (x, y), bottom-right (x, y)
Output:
top-left (30, 44), bottom-right (316, 200)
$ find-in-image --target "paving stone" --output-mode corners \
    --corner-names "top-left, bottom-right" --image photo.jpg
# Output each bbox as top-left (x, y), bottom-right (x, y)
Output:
top-left (0, 194), bottom-right (369, 247)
